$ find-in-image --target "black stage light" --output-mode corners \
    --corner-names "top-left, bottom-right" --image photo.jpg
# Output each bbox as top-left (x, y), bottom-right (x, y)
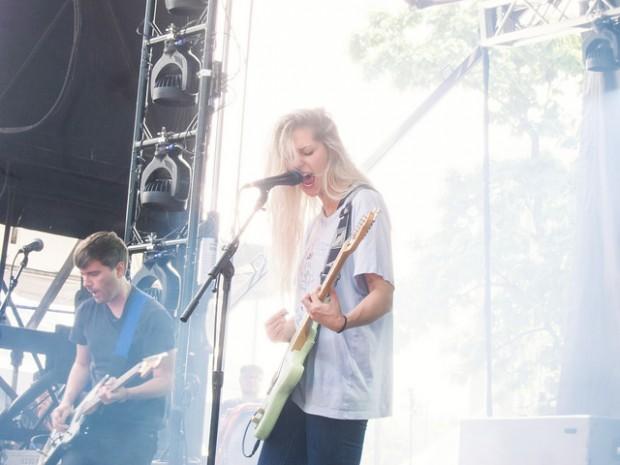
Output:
top-left (165, 0), bottom-right (207, 16)
top-left (133, 253), bottom-right (181, 314)
top-left (140, 143), bottom-right (191, 211)
top-left (151, 36), bottom-right (200, 106)
top-left (583, 21), bottom-right (620, 72)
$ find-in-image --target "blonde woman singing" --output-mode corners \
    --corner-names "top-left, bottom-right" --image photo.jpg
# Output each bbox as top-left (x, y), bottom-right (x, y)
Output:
top-left (260, 108), bottom-right (394, 465)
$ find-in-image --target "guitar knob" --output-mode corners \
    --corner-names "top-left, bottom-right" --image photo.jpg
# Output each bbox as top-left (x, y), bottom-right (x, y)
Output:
top-left (251, 408), bottom-right (264, 424)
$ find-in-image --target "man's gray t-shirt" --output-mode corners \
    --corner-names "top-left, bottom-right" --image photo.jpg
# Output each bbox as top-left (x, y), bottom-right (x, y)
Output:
top-left (70, 286), bottom-right (175, 431)
top-left (291, 188), bottom-right (394, 420)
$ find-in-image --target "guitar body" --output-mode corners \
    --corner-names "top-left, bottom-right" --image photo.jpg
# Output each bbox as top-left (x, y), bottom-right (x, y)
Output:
top-left (38, 424), bottom-right (80, 465)
top-left (38, 404), bottom-right (90, 465)
top-left (38, 443), bottom-right (65, 465)
top-left (37, 379), bottom-right (103, 465)
top-left (251, 321), bottom-right (318, 440)
top-left (36, 352), bottom-right (167, 465)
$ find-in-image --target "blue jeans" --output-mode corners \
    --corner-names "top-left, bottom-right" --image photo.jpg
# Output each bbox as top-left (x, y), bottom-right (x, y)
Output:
top-left (59, 424), bottom-right (157, 465)
top-left (257, 399), bottom-right (367, 465)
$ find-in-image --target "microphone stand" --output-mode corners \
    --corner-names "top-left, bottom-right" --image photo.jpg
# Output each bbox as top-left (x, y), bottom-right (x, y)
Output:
top-left (0, 251), bottom-right (46, 394)
top-left (180, 188), bottom-right (268, 465)
top-left (0, 251), bottom-right (29, 323)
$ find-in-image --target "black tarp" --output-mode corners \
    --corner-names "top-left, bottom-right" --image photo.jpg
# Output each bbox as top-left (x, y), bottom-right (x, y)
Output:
top-left (0, 0), bottom-right (148, 238)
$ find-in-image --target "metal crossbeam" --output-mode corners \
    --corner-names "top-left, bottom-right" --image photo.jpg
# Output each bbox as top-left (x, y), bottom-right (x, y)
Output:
top-left (480, 0), bottom-right (620, 46)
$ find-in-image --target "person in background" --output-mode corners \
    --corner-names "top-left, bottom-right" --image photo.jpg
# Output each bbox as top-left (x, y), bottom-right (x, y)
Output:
top-left (217, 364), bottom-right (265, 465)
top-left (219, 364), bottom-right (264, 415)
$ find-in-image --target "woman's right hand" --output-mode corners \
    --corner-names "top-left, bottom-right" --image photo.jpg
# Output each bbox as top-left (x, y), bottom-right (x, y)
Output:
top-left (50, 402), bottom-right (73, 432)
top-left (265, 309), bottom-right (295, 343)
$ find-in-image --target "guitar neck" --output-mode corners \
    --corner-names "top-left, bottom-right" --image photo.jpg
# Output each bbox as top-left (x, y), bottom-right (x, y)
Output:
top-left (317, 250), bottom-right (348, 300)
top-left (71, 354), bottom-right (165, 421)
top-left (107, 364), bottom-right (141, 392)
top-left (291, 247), bottom-right (350, 350)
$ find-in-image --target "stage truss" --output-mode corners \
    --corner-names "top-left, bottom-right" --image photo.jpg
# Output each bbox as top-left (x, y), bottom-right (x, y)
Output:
top-left (480, 0), bottom-right (620, 46)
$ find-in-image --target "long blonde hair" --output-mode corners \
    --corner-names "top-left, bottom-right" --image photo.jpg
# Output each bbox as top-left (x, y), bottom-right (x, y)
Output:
top-left (266, 108), bottom-right (370, 291)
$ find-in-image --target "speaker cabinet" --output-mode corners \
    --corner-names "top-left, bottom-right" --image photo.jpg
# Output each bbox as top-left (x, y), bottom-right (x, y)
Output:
top-left (459, 416), bottom-right (620, 465)
top-left (0, 450), bottom-right (40, 465)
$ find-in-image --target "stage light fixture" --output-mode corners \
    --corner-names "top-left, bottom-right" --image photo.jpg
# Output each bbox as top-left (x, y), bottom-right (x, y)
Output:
top-left (150, 36), bottom-right (200, 106)
top-left (133, 253), bottom-right (181, 314)
top-left (583, 21), bottom-right (620, 72)
top-left (140, 143), bottom-right (191, 211)
top-left (165, 0), bottom-right (207, 16)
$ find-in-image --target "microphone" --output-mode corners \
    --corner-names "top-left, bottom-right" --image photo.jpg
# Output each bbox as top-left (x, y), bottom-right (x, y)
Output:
top-left (19, 239), bottom-right (44, 254)
top-left (242, 171), bottom-right (304, 191)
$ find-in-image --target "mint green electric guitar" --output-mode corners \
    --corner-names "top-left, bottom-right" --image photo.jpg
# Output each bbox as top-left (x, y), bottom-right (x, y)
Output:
top-left (250, 209), bottom-right (379, 440)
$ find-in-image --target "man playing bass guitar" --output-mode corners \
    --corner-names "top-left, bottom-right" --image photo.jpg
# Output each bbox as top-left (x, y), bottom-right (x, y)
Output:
top-left (50, 231), bottom-right (176, 465)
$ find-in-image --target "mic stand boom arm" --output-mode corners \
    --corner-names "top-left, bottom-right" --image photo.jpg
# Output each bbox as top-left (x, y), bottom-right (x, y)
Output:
top-left (179, 189), bottom-right (268, 465)
top-left (179, 189), bottom-right (267, 322)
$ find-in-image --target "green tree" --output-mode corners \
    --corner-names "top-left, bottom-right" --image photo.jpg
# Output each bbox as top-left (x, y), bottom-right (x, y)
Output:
top-left (403, 156), bottom-right (575, 415)
top-left (351, 3), bottom-right (580, 416)
top-left (350, 2), bottom-right (583, 157)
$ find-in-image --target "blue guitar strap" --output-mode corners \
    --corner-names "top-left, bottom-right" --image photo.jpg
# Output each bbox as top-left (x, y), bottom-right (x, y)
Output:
top-left (114, 289), bottom-right (148, 359)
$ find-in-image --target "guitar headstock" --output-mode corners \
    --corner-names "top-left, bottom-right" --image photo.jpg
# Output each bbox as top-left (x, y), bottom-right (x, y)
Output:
top-left (342, 208), bottom-right (380, 255)
top-left (138, 352), bottom-right (168, 377)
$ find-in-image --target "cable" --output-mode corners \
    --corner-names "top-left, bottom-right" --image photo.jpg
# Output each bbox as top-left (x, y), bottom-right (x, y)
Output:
top-left (0, 160), bottom-right (10, 202)
top-left (0, 0), bottom-right (83, 134)
top-left (0, 0), bottom-right (70, 106)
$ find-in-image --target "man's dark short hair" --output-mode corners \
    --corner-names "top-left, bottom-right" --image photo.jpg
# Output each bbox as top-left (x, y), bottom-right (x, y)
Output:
top-left (73, 231), bottom-right (128, 270)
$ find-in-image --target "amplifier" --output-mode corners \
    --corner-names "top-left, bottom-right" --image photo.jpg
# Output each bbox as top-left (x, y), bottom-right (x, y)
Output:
top-left (0, 450), bottom-right (41, 465)
top-left (459, 415), bottom-right (620, 465)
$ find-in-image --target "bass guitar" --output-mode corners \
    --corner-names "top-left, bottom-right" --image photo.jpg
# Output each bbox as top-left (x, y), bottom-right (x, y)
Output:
top-left (37, 352), bottom-right (168, 465)
top-left (250, 209), bottom-right (379, 440)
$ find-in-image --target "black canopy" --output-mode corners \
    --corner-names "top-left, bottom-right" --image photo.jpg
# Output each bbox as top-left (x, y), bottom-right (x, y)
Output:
top-left (0, 0), bottom-right (149, 238)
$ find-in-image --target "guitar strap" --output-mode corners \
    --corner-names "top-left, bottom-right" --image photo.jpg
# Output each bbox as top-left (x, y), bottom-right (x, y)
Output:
top-left (319, 184), bottom-right (372, 285)
top-left (114, 289), bottom-right (148, 359)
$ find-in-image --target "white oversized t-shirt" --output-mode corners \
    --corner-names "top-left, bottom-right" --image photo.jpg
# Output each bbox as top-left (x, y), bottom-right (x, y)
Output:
top-left (290, 188), bottom-right (394, 420)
